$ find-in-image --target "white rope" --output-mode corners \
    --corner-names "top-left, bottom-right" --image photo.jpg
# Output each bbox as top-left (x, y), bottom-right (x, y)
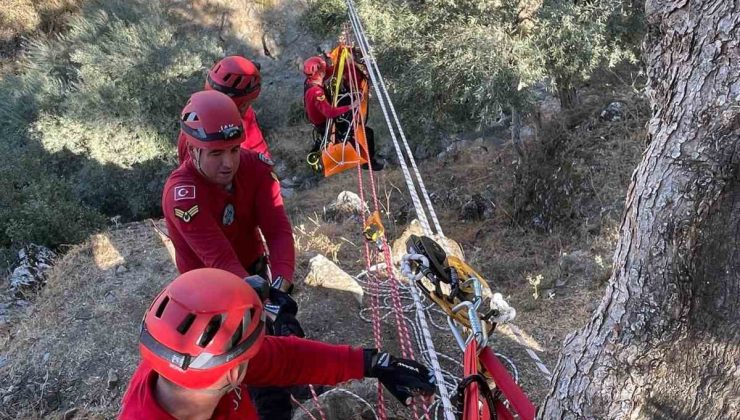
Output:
top-left (344, 0), bottom-right (444, 238)
top-left (342, 4), bottom-right (551, 417)
top-left (358, 265), bottom-right (551, 383)
top-left (344, 0), bottom-right (434, 238)
top-left (507, 324), bottom-right (552, 379)
top-left (355, 268), bottom-right (463, 416)
top-left (355, 267), bottom-right (538, 419)
top-left (400, 257), bottom-right (455, 420)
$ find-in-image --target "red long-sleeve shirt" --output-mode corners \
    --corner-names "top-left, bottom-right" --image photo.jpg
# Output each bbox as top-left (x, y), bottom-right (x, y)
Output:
top-left (177, 106), bottom-right (270, 164)
top-left (118, 336), bottom-right (365, 419)
top-left (304, 84), bottom-right (353, 126)
top-left (162, 149), bottom-right (294, 281)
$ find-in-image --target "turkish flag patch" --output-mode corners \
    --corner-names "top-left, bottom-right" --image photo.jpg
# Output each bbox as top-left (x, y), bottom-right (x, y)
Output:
top-left (174, 185), bottom-right (196, 201)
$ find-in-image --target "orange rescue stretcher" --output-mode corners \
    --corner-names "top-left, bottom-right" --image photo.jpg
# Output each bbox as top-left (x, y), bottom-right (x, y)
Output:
top-left (320, 44), bottom-right (370, 177)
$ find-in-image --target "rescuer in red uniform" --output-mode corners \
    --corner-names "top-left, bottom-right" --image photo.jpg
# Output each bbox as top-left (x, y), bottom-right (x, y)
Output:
top-left (164, 89), bottom-right (294, 291)
top-left (303, 55), bottom-right (384, 170)
top-left (119, 268), bottom-right (436, 420)
top-left (177, 56), bottom-right (270, 164)
top-left (165, 90), bottom-right (303, 418)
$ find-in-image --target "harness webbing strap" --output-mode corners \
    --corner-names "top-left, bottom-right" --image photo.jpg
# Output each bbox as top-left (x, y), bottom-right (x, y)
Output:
top-left (463, 341), bottom-right (483, 420)
top-left (479, 347), bottom-right (535, 420)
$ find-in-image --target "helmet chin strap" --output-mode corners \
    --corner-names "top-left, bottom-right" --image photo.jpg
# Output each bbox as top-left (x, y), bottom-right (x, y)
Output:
top-left (193, 376), bottom-right (241, 396)
top-left (192, 363), bottom-right (246, 413)
top-left (192, 147), bottom-right (204, 175)
top-left (191, 362), bottom-right (247, 396)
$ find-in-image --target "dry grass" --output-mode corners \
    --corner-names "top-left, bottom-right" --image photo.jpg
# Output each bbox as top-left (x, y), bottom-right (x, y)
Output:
top-left (0, 222), bottom-right (177, 419)
top-left (293, 216), bottom-right (346, 263)
top-left (0, 0), bottom-right (82, 75)
top-left (0, 0), bottom-right (81, 40)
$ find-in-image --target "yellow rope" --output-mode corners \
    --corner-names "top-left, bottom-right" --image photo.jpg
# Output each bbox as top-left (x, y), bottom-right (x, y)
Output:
top-left (332, 46), bottom-right (348, 106)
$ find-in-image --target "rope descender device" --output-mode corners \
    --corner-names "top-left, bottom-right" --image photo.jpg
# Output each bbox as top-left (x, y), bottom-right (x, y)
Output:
top-left (402, 235), bottom-right (497, 350)
top-left (400, 234), bottom-right (536, 420)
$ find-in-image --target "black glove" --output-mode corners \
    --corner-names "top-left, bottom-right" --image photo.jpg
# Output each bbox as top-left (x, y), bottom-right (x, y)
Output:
top-left (267, 287), bottom-right (298, 315)
top-left (271, 275), bottom-right (294, 294)
top-left (364, 349), bottom-right (436, 405)
top-left (244, 275), bottom-right (270, 301)
top-left (264, 288), bottom-right (304, 337)
top-left (270, 312), bottom-right (306, 337)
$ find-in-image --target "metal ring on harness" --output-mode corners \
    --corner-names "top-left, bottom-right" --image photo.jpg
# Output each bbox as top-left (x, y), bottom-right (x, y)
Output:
top-left (306, 152), bottom-right (322, 172)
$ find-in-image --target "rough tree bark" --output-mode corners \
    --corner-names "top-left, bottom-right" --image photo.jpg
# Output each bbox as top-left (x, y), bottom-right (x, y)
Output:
top-left (511, 106), bottom-right (526, 160)
top-left (541, 1), bottom-right (739, 419)
top-left (557, 81), bottom-right (579, 110)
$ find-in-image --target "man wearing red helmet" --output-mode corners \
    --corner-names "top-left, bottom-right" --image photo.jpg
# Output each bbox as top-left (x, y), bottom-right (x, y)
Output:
top-left (177, 56), bottom-right (270, 164)
top-left (165, 90), bottom-right (301, 418)
top-left (303, 55), bottom-right (384, 170)
top-left (163, 90), bottom-right (294, 292)
top-left (119, 268), bottom-right (436, 419)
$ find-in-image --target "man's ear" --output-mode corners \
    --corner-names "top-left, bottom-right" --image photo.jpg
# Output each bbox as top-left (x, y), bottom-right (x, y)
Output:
top-left (226, 361), bottom-right (249, 385)
top-left (225, 364), bottom-right (242, 384)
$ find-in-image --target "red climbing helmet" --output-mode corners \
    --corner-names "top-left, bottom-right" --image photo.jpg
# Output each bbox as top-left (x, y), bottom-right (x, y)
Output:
top-left (303, 56), bottom-right (327, 78)
top-left (139, 268), bottom-right (266, 389)
top-left (180, 90), bottom-right (245, 150)
top-left (205, 56), bottom-right (261, 111)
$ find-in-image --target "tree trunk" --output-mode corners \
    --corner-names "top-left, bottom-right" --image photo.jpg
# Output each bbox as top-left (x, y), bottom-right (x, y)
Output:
top-left (557, 81), bottom-right (579, 110)
top-left (511, 106), bottom-right (526, 160)
top-left (541, 1), bottom-right (740, 419)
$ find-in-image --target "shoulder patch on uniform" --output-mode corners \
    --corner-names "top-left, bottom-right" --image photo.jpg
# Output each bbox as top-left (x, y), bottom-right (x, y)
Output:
top-left (222, 203), bottom-right (235, 226)
top-left (174, 185), bottom-right (196, 201)
top-left (174, 205), bottom-right (199, 223)
top-left (271, 171), bottom-right (279, 182)
top-left (258, 153), bottom-right (274, 166)
top-left (316, 94), bottom-right (326, 101)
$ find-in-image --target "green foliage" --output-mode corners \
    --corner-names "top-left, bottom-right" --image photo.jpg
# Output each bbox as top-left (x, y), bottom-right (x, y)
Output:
top-left (0, 160), bottom-right (106, 247)
top-left (302, 0), bottom-right (347, 38)
top-left (0, 0), bottom-right (224, 249)
top-left (304, 0), bottom-right (644, 143)
top-left (355, 0), bottom-right (542, 130)
top-left (534, 1), bottom-right (642, 105)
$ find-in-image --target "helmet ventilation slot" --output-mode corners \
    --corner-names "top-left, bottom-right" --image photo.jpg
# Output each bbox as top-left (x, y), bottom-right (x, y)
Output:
top-left (198, 314), bottom-right (224, 347)
top-left (177, 313), bottom-right (196, 334)
top-left (155, 296), bottom-right (169, 318)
